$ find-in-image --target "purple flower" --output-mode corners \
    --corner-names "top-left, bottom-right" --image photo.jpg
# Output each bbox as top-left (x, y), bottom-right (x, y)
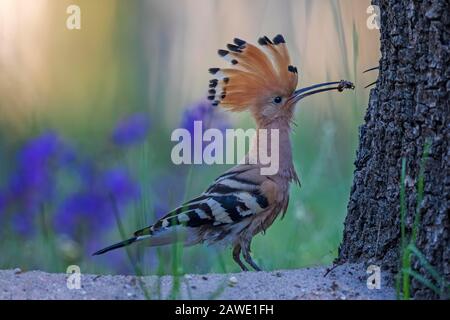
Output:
top-left (101, 168), bottom-right (140, 203)
top-left (151, 172), bottom-right (186, 220)
top-left (112, 113), bottom-right (150, 146)
top-left (180, 100), bottom-right (230, 161)
top-left (10, 132), bottom-right (60, 198)
top-left (54, 165), bottom-right (140, 274)
top-left (54, 166), bottom-right (139, 238)
top-left (0, 191), bottom-right (5, 214)
top-left (12, 213), bottom-right (35, 235)
top-left (180, 100), bottom-right (229, 136)
top-left (0, 191), bottom-right (9, 233)
top-left (6, 131), bottom-right (73, 236)
top-left (55, 192), bottom-right (110, 235)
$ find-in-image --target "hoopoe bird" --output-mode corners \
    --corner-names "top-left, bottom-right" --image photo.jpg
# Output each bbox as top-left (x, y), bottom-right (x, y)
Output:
top-left (93, 35), bottom-right (354, 271)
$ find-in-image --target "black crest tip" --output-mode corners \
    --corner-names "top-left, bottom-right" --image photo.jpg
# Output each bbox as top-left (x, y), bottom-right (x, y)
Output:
top-left (258, 37), bottom-right (268, 46)
top-left (264, 36), bottom-right (273, 44)
top-left (218, 49), bottom-right (229, 57)
top-left (227, 44), bottom-right (242, 53)
top-left (233, 38), bottom-right (246, 47)
top-left (258, 36), bottom-right (273, 46)
top-left (273, 34), bottom-right (285, 44)
top-left (288, 65), bottom-right (298, 74)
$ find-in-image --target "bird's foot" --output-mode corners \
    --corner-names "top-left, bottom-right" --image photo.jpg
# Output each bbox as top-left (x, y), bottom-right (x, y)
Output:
top-left (243, 251), bottom-right (262, 272)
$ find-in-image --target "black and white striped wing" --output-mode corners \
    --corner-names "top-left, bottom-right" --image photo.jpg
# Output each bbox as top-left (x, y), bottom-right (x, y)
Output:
top-left (134, 167), bottom-right (270, 237)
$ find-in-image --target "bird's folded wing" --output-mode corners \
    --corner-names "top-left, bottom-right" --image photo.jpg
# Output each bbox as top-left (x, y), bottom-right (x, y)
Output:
top-left (134, 165), bottom-right (278, 237)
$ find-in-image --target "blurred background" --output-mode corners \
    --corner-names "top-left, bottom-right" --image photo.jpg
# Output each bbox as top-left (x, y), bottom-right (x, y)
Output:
top-left (0, 0), bottom-right (379, 275)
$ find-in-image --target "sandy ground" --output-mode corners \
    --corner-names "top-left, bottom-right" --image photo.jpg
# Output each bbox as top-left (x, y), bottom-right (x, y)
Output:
top-left (0, 263), bottom-right (395, 300)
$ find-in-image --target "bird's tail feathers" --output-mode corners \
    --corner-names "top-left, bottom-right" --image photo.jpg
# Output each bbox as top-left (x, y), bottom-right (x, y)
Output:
top-left (92, 237), bottom-right (139, 256)
top-left (93, 226), bottom-right (197, 256)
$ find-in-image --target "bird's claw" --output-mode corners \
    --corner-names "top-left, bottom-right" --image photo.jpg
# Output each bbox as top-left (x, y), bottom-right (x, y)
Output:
top-left (338, 80), bottom-right (355, 92)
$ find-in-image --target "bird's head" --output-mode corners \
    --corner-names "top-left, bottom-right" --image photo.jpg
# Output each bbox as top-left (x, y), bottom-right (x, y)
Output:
top-left (208, 35), bottom-right (354, 127)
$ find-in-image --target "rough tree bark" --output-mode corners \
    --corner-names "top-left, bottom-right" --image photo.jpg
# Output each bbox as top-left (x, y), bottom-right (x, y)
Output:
top-left (337, 0), bottom-right (449, 299)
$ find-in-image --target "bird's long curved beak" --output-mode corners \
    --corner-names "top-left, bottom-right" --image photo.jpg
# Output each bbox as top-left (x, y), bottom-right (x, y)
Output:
top-left (288, 80), bottom-right (355, 105)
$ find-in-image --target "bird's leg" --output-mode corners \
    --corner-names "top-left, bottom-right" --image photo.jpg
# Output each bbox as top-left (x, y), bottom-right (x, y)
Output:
top-left (232, 244), bottom-right (249, 271)
top-left (242, 242), bottom-right (262, 271)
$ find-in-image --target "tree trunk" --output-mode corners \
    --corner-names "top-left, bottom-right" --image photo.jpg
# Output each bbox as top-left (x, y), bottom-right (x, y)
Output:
top-left (337, 0), bottom-right (449, 299)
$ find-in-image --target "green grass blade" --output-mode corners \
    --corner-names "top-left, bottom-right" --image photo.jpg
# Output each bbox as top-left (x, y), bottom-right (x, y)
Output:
top-left (411, 140), bottom-right (430, 243)
top-left (407, 244), bottom-right (443, 284)
top-left (169, 166), bottom-right (193, 299)
top-left (402, 250), bottom-right (411, 300)
top-left (399, 139), bottom-right (433, 300)
top-left (110, 194), bottom-right (152, 300)
top-left (402, 268), bottom-right (441, 296)
top-left (399, 157), bottom-right (410, 299)
top-left (400, 158), bottom-right (407, 249)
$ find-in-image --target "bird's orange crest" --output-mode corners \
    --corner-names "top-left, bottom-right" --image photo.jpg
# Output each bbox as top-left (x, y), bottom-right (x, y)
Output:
top-left (208, 35), bottom-right (298, 112)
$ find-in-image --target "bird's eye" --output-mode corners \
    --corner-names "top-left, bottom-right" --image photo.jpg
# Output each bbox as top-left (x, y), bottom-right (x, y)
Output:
top-left (273, 96), bottom-right (282, 104)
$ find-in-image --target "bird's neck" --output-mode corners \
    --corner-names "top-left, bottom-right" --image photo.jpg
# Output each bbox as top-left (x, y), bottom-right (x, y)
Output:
top-left (248, 119), bottom-right (298, 182)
